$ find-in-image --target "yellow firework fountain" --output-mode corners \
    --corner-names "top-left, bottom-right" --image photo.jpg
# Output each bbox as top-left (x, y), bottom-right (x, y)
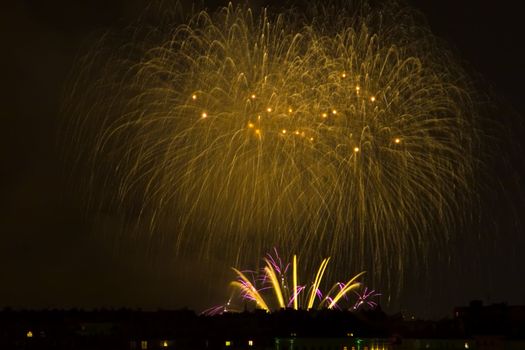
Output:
top-left (230, 250), bottom-right (365, 312)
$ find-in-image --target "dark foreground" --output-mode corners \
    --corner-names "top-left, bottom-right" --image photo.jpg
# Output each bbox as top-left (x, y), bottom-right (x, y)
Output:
top-left (2, 301), bottom-right (525, 349)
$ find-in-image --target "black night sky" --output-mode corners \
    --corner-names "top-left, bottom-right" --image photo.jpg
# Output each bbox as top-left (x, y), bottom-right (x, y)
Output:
top-left (1, 0), bottom-right (524, 319)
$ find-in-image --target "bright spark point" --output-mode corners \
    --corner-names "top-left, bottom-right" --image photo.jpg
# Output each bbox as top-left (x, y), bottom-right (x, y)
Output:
top-left (201, 112), bottom-right (207, 118)
top-left (356, 86), bottom-right (360, 91)
top-left (342, 73), bottom-right (347, 78)
top-left (394, 138), bottom-right (401, 144)
top-left (322, 113), bottom-right (328, 118)
top-left (288, 108), bottom-right (293, 113)
top-left (266, 107), bottom-right (272, 112)
top-left (191, 94), bottom-right (197, 100)
top-left (248, 122), bottom-right (255, 128)
top-left (370, 96), bottom-right (376, 102)
top-left (282, 129), bottom-right (287, 134)
top-left (353, 147), bottom-right (359, 152)
top-left (251, 94), bottom-right (256, 99)
top-left (332, 109), bottom-right (337, 115)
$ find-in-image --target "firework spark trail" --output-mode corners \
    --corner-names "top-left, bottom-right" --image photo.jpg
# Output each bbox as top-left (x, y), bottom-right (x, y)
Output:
top-left (201, 305), bottom-right (227, 316)
top-left (230, 267), bottom-right (270, 311)
top-left (307, 257), bottom-right (330, 310)
top-left (327, 271), bottom-right (365, 308)
top-left (68, 1), bottom-right (480, 286)
top-left (353, 287), bottom-right (381, 310)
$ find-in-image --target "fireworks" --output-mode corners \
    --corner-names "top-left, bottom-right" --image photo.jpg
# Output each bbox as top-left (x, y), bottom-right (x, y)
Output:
top-left (352, 287), bottom-right (381, 310)
top-left (68, 1), bottom-right (480, 283)
top-left (226, 249), bottom-right (365, 312)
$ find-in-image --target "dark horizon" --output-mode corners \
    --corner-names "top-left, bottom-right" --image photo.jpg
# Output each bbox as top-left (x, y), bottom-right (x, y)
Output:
top-left (2, 303), bottom-right (525, 350)
top-left (1, 0), bottom-right (524, 320)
